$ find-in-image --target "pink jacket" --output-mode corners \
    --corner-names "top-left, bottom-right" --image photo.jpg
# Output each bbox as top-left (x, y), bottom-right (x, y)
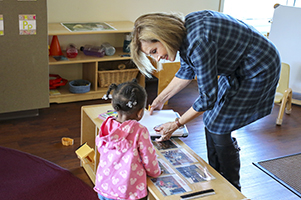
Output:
top-left (94, 117), bottom-right (161, 199)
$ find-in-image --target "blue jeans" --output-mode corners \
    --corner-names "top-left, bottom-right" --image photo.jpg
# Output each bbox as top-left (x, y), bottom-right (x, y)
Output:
top-left (98, 193), bottom-right (147, 200)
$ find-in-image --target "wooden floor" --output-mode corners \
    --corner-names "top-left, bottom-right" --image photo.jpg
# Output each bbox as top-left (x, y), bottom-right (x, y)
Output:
top-left (1, 79), bottom-right (301, 200)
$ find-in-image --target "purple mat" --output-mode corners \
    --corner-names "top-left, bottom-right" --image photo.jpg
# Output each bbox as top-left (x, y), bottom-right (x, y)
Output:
top-left (0, 146), bottom-right (98, 200)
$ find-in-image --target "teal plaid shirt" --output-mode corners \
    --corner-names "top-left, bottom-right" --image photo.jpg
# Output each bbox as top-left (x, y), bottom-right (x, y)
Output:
top-left (176, 10), bottom-right (280, 134)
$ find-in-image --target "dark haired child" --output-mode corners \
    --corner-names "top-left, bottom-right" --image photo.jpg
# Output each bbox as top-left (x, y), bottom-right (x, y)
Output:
top-left (94, 79), bottom-right (161, 200)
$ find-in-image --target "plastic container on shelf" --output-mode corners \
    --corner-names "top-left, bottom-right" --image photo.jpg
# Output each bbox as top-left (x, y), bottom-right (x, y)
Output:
top-left (66, 44), bottom-right (78, 58)
top-left (80, 45), bottom-right (105, 57)
top-left (123, 33), bottom-right (131, 53)
top-left (101, 42), bottom-right (116, 56)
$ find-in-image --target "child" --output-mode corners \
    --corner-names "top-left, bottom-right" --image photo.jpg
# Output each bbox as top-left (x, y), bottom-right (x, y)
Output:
top-left (94, 79), bottom-right (161, 200)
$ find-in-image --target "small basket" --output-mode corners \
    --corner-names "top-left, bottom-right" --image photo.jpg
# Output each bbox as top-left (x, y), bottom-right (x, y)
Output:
top-left (98, 68), bottom-right (139, 88)
top-left (69, 79), bottom-right (91, 93)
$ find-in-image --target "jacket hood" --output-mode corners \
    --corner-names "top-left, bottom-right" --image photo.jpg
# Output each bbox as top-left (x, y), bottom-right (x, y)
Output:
top-left (97, 117), bottom-right (137, 153)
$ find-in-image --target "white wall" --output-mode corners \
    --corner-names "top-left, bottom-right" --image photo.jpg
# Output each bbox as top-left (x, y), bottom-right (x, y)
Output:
top-left (47, 0), bottom-right (221, 23)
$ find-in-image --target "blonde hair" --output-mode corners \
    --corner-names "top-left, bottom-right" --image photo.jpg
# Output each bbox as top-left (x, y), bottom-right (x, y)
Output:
top-left (130, 12), bottom-right (186, 77)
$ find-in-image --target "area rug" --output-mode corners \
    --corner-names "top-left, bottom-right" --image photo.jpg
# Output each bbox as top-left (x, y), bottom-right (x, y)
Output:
top-left (0, 146), bottom-right (98, 200)
top-left (253, 153), bottom-right (301, 198)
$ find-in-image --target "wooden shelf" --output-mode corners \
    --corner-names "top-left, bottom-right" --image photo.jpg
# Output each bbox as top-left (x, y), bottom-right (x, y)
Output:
top-left (49, 48), bottom-right (130, 65)
top-left (48, 21), bottom-right (144, 104)
top-left (48, 21), bottom-right (134, 36)
top-left (49, 85), bottom-right (108, 103)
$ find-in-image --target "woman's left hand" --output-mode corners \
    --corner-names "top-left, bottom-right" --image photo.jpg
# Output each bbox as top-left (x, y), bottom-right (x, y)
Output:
top-left (154, 121), bottom-right (178, 142)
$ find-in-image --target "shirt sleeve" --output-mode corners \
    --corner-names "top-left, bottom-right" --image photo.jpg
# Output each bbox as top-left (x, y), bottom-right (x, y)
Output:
top-left (177, 37), bottom-right (219, 112)
top-left (176, 56), bottom-right (195, 80)
top-left (137, 126), bottom-right (161, 178)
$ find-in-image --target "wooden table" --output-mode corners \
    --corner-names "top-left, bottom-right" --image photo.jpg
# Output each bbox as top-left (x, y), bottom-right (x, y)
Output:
top-left (80, 104), bottom-right (247, 200)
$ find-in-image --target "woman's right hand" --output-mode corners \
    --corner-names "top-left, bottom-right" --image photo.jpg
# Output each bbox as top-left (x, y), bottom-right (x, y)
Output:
top-left (149, 97), bottom-right (165, 115)
top-left (149, 77), bottom-right (192, 115)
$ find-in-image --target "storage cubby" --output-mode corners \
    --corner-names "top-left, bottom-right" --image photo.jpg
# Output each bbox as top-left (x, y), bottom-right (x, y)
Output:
top-left (48, 21), bottom-right (144, 103)
top-left (98, 60), bottom-right (139, 88)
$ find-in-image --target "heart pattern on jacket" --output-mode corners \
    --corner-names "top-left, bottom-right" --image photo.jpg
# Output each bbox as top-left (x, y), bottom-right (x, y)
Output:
top-left (120, 170), bottom-right (128, 178)
top-left (130, 178), bottom-right (137, 185)
top-left (118, 185), bottom-right (127, 194)
top-left (136, 183), bottom-right (145, 191)
top-left (112, 176), bottom-right (119, 185)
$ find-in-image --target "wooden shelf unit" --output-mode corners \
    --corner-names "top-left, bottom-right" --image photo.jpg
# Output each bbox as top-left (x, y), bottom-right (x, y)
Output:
top-left (48, 21), bottom-right (144, 103)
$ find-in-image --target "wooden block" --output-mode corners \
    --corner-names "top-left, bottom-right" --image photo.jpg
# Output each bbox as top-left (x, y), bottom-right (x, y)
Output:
top-left (75, 143), bottom-right (95, 164)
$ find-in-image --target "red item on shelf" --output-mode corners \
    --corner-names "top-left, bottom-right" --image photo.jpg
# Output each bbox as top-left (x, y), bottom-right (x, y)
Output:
top-left (66, 44), bottom-right (78, 58)
top-left (49, 35), bottom-right (63, 56)
top-left (49, 74), bottom-right (68, 89)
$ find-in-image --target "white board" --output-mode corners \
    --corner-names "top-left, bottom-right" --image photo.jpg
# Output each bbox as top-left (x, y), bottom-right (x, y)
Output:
top-left (269, 5), bottom-right (301, 94)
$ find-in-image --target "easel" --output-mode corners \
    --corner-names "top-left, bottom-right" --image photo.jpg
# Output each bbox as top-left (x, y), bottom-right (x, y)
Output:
top-left (269, 4), bottom-right (301, 105)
